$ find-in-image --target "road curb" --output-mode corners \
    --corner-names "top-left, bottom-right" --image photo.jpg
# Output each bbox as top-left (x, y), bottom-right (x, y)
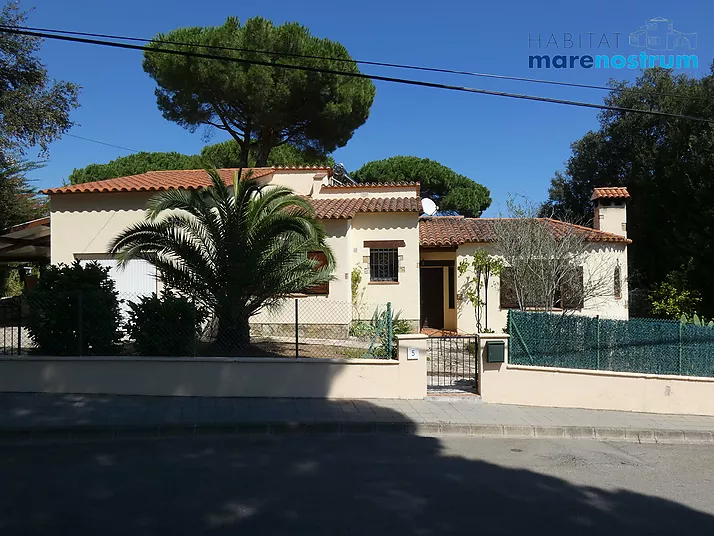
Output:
top-left (0, 422), bottom-right (712, 445)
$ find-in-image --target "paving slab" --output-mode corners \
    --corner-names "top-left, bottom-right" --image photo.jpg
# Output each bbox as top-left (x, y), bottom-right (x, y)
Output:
top-left (0, 393), bottom-right (713, 444)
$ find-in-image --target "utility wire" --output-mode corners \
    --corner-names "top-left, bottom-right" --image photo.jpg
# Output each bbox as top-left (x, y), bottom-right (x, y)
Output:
top-left (2, 26), bottom-right (713, 124)
top-left (7, 23), bottom-right (707, 102)
top-left (65, 133), bottom-right (140, 153)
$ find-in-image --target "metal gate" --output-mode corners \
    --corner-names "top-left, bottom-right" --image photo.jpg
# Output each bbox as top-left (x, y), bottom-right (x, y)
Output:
top-left (0, 296), bottom-right (22, 355)
top-left (427, 335), bottom-right (478, 392)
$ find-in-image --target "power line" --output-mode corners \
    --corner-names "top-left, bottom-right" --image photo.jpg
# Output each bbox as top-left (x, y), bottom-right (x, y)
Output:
top-left (65, 133), bottom-right (140, 153)
top-left (9, 24), bottom-right (708, 103)
top-left (2, 26), bottom-right (713, 125)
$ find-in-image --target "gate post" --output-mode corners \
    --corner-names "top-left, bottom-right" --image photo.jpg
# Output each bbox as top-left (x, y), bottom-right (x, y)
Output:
top-left (477, 333), bottom-right (510, 401)
top-left (395, 334), bottom-right (428, 399)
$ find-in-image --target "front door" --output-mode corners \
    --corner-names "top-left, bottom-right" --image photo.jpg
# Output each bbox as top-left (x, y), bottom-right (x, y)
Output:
top-left (420, 268), bottom-right (444, 330)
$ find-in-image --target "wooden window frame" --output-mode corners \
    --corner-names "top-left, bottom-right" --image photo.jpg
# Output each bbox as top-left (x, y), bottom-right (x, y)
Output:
top-left (304, 251), bottom-right (329, 295)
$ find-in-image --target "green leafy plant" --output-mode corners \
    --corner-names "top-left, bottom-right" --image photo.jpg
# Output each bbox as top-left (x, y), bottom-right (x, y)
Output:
top-left (350, 265), bottom-right (365, 316)
top-left (110, 169), bottom-right (334, 352)
top-left (349, 305), bottom-right (412, 358)
top-left (680, 314), bottom-right (714, 328)
top-left (650, 268), bottom-right (702, 320)
top-left (126, 293), bottom-right (206, 356)
top-left (26, 261), bottom-right (122, 356)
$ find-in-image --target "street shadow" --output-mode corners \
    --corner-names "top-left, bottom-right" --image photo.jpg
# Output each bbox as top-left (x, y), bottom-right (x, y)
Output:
top-left (0, 397), bottom-right (713, 535)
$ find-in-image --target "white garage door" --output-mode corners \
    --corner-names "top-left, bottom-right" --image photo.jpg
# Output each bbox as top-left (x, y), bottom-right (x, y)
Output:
top-left (79, 259), bottom-right (157, 297)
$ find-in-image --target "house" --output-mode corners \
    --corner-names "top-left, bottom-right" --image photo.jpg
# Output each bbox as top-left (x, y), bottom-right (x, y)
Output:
top-left (40, 168), bottom-right (630, 335)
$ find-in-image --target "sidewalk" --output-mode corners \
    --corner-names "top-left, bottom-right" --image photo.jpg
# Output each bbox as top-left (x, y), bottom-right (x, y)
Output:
top-left (1, 393), bottom-right (713, 444)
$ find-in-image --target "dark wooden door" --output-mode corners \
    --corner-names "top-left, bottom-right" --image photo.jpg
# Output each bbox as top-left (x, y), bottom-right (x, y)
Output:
top-left (420, 268), bottom-right (444, 330)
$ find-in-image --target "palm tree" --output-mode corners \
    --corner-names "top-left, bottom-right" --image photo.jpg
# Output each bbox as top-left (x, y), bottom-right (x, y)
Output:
top-left (109, 168), bottom-right (334, 350)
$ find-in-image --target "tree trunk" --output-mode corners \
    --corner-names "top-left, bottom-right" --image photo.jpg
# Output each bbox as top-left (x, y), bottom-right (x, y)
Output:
top-left (214, 309), bottom-right (251, 355)
top-left (238, 141), bottom-right (250, 169)
top-left (255, 140), bottom-right (273, 167)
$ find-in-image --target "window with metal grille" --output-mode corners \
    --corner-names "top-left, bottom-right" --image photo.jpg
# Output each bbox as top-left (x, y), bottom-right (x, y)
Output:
top-left (370, 249), bottom-right (398, 282)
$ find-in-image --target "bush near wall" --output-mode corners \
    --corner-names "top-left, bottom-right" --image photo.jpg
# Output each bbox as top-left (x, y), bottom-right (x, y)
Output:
top-left (26, 262), bottom-right (122, 356)
top-left (126, 293), bottom-right (204, 356)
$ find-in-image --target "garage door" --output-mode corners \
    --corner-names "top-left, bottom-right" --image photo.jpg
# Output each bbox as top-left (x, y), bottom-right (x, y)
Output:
top-left (79, 259), bottom-right (157, 297)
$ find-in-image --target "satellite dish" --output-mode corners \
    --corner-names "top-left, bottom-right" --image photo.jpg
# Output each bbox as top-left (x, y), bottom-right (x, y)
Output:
top-left (421, 198), bottom-right (438, 216)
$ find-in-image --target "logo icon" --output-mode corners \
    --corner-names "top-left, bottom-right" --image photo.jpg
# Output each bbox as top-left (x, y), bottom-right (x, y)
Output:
top-left (629, 17), bottom-right (697, 51)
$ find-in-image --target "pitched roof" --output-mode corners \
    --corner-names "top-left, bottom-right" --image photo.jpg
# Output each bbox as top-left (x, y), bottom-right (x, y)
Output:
top-left (40, 167), bottom-right (329, 195)
top-left (311, 197), bottom-right (422, 219)
top-left (591, 187), bottom-right (630, 200)
top-left (419, 216), bottom-right (631, 246)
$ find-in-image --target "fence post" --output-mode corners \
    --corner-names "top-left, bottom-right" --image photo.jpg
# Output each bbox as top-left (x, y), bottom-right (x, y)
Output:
top-left (16, 297), bottom-right (22, 355)
top-left (295, 298), bottom-right (299, 359)
top-left (678, 321), bottom-right (683, 375)
top-left (77, 291), bottom-right (83, 357)
top-left (387, 302), bottom-right (393, 357)
top-left (595, 315), bottom-right (600, 370)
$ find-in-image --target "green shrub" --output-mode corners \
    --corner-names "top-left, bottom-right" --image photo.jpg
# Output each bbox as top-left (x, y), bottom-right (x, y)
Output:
top-left (126, 293), bottom-right (204, 356)
top-left (349, 305), bottom-right (412, 358)
top-left (26, 261), bottom-right (122, 355)
top-left (649, 267), bottom-right (701, 319)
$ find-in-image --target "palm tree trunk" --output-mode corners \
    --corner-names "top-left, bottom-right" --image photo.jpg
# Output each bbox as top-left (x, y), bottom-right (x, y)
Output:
top-left (215, 308), bottom-right (251, 354)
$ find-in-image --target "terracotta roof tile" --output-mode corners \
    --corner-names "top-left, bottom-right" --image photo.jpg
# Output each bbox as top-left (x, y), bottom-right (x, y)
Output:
top-left (40, 167), bottom-right (329, 195)
top-left (310, 197), bottom-right (421, 219)
top-left (419, 217), bottom-right (631, 246)
top-left (591, 187), bottom-right (630, 200)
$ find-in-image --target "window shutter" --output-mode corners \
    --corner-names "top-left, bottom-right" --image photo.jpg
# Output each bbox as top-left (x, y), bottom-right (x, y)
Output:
top-left (499, 268), bottom-right (519, 309)
top-left (561, 266), bottom-right (584, 309)
top-left (305, 251), bottom-right (329, 295)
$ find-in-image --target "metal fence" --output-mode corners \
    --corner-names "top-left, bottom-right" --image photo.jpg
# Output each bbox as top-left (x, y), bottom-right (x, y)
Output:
top-left (509, 310), bottom-right (714, 378)
top-left (0, 292), bottom-right (397, 359)
top-left (427, 335), bottom-right (478, 392)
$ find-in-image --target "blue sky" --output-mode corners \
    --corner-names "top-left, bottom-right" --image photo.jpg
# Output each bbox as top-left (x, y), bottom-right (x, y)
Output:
top-left (25, 0), bottom-right (713, 216)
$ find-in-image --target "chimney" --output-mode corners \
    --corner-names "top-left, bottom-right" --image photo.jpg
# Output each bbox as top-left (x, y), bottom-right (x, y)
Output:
top-left (591, 187), bottom-right (629, 237)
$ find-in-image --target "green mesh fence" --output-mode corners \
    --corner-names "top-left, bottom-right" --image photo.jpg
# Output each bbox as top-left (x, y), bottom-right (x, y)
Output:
top-left (508, 310), bottom-right (714, 378)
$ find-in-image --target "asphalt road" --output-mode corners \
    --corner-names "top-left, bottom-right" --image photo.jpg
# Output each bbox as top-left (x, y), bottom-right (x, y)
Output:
top-left (1, 435), bottom-right (713, 535)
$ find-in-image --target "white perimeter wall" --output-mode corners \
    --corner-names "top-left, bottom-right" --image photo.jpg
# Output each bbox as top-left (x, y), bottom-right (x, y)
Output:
top-left (478, 335), bottom-right (714, 416)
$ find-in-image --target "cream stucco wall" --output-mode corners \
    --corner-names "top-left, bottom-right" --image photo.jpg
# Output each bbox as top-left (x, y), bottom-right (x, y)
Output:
top-left (0, 334), bottom-right (427, 399)
top-left (313, 185), bottom-right (419, 199)
top-left (251, 218), bottom-right (353, 325)
top-left (477, 335), bottom-right (714, 416)
top-left (350, 212), bottom-right (420, 324)
top-left (594, 202), bottom-right (627, 237)
top-left (50, 191), bottom-right (154, 264)
top-left (257, 170), bottom-right (327, 196)
top-left (455, 242), bottom-right (629, 335)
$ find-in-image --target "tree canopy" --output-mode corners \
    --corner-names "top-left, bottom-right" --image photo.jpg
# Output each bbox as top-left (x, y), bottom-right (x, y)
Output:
top-left (0, 2), bottom-right (79, 165)
top-left (351, 156), bottom-right (491, 217)
top-left (541, 66), bottom-right (714, 316)
top-left (142, 16), bottom-right (375, 167)
top-left (68, 151), bottom-right (203, 184)
top-left (68, 141), bottom-right (334, 184)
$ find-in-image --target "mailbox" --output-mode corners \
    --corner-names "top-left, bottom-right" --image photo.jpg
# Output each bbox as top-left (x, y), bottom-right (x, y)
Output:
top-left (485, 340), bottom-right (505, 363)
